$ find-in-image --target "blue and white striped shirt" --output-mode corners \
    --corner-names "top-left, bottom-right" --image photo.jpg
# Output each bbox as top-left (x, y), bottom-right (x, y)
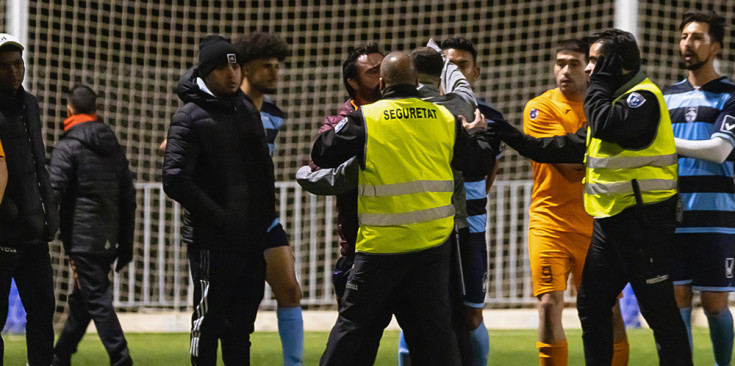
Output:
top-left (664, 77), bottom-right (735, 234)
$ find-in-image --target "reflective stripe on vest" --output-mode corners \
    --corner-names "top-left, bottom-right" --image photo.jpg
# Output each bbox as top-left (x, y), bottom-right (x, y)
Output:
top-left (356, 98), bottom-right (456, 254)
top-left (359, 204), bottom-right (455, 226)
top-left (358, 179), bottom-right (454, 197)
top-left (583, 78), bottom-right (678, 218)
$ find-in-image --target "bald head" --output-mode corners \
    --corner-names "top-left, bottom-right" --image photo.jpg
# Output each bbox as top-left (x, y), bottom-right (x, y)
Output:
top-left (380, 51), bottom-right (418, 88)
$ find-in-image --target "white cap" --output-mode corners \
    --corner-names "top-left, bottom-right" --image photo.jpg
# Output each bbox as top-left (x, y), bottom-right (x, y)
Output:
top-left (0, 33), bottom-right (24, 51)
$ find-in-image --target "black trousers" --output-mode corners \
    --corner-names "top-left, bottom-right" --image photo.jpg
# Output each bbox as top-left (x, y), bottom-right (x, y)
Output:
top-left (320, 241), bottom-right (460, 366)
top-left (188, 247), bottom-right (265, 366)
top-left (577, 196), bottom-right (692, 366)
top-left (0, 244), bottom-right (55, 366)
top-left (54, 254), bottom-right (131, 366)
top-left (331, 255), bottom-right (392, 365)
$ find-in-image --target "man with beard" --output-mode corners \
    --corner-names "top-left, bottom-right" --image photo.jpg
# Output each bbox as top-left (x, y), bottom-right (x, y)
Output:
top-left (310, 42), bottom-right (384, 303)
top-left (297, 43), bottom-right (386, 365)
top-left (235, 32), bottom-right (303, 366)
top-left (664, 10), bottom-right (735, 366)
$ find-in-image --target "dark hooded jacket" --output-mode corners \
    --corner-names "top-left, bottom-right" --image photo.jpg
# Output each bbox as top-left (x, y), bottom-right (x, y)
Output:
top-left (309, 99), bottom-right (359, 257)
top-left (0, 87), bottom-right (59, 247)
top-left (49, 119), bottom-right (136, 261)
top-left (163, 67), bottom-right (275, 252)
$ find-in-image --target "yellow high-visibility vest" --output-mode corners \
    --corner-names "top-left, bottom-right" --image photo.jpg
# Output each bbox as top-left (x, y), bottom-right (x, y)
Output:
top-left (356, 97), bottom-right (456, 254)
top-left (583, 78), bottom-right (678, 218)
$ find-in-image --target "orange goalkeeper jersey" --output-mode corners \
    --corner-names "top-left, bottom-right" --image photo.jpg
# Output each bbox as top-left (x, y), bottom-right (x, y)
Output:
top-left (523, 88), bottom-right (592, 235)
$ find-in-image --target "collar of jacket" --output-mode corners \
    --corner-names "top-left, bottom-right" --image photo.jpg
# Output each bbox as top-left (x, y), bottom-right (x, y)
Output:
top-left (416, 82), bottom-right (440, 98)
top-left (64, 113), bottom-right (97, 131)
top-left (611, 69), bottom-right (646, 99)
top-left (381, 85), bottom-right (421, 100)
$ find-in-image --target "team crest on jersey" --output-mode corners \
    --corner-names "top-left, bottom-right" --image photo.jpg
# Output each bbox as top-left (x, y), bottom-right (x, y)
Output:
top-left (721, 115), bottom-right (735, 134)
top-left (529, 108), bottom-right (539, 120)
top-left (335, 118), bottom-right (348, 133)
top-left (627, 92), bottom-right (646, 108)
top-left (685, 106), bottom-right (698, 123)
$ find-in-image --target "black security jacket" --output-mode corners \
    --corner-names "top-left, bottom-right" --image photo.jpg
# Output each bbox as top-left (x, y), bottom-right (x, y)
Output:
top-left (0, 87), bottom-right (59, 247)
top-left (163, 67), bottom-right (275, 252)
top-left (50, 120), bottom-right (136, 259)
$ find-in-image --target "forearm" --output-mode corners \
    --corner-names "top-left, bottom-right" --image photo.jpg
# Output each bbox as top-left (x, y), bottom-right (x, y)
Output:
top-left (675, 137), bottom-right (734, 163)
top-left (311, 119), bottom-right (364, 168)
top-left (584, 73), bottom-right (659, 146)
top-left (162, 173), bottom-right (226, 223)
top-left (503, 127), bottom-right (586, 164)
top-left (296, 156), bottom-right (359, 195)
top-left (441, 60), bottom-right (476, 109)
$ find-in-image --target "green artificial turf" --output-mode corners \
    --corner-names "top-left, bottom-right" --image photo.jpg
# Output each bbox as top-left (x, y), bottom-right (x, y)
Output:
top-left (1, 327), bottom-right (719, 365)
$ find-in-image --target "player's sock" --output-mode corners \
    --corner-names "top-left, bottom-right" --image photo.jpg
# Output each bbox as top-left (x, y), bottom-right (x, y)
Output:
top-left (398, 330), bottom-right (410, 366)
top-left (706, 308), bottom-right (734, 366)
top-left (277, 307), bottom-right (303, 366)
top-left (611, 339), bottom-right (629, 366)
top-left (537, 340), bottom-right (567, 366)
top-left (680, 307), bottom-right (693, 351)
top-left (470, 322), bottom-right (489, 366)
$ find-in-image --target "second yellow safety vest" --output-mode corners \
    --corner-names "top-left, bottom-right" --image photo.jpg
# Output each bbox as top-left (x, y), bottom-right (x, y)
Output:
top-left (583, 77), bottom-right (678, 218)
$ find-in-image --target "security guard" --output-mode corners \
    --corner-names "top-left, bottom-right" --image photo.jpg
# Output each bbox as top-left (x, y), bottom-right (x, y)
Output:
top-left (313, 51), bottom-right (494, 366)
top-left (490, 30), bottom-right (692, 366)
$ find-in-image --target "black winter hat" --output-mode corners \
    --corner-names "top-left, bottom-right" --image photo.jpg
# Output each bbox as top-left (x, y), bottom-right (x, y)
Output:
top-left (198, 35), bottom-right (238, 78)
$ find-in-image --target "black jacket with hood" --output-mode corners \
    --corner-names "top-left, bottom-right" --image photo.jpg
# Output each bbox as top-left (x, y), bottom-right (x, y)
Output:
top-left (163, 67), bottom-right (276, 253)
top-left (49, 119), bottom-right (136, 262)
top-left (0, 87), bottom-right (59, 247)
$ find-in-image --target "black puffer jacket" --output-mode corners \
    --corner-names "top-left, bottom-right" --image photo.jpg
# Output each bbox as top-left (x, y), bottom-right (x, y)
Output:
top-left (0, 88), bottom-right (59, 246)
top-left (49, 120), bottom-right (136, 260)
top-left (163, 67), bottom-right (275, 253)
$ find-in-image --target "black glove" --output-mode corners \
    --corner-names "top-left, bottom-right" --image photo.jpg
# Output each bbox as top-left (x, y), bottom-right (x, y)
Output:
top-left (590, 53), bottom-right (624, 93)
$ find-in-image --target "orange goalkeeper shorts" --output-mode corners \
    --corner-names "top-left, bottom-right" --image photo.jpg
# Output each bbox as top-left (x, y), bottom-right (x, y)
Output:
top-left (529, 227), bottom-right (591, 297)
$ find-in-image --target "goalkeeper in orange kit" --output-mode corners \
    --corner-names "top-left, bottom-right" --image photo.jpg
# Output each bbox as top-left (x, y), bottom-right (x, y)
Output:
top-left (523, 39), bottom-right (629, 366)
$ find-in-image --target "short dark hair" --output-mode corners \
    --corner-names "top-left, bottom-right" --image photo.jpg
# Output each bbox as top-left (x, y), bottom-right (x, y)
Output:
top-left (440, 37), bottom-right (477, 62)
top-left (411, 47), bottom-right (443, 78)
top-left (68, 84), bottom-right (97, 115)
top-left (592, 29), bottom-right (641, 72)
top-left (556, 39), bottom-right (589, 60)
top-left (342, 42), bottom-right (383, 98)
top-left (233, 32), bottom-right (290, 65)
top-left (680, 10), bottom-right (726, 46)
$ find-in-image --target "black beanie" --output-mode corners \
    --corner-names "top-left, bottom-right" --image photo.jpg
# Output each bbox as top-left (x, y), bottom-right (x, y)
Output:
top-left (198, 35), bottom-right (238, 78)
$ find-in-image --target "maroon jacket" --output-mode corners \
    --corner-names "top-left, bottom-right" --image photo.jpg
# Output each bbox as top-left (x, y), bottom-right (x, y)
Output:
top-left (310, 99), bottom-right (359, 257)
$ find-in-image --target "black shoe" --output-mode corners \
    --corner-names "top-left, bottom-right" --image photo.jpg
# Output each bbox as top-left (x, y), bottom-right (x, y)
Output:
top-left (51, 354), bottom-right (71, 366)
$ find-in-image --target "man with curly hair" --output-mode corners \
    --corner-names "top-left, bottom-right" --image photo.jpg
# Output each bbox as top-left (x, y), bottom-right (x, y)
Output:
top-left (234, 33), bottom-right (303, 366)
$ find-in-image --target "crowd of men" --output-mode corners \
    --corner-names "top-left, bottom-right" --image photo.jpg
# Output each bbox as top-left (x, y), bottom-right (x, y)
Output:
top-left (0, 7), bottom-right (734, 366)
